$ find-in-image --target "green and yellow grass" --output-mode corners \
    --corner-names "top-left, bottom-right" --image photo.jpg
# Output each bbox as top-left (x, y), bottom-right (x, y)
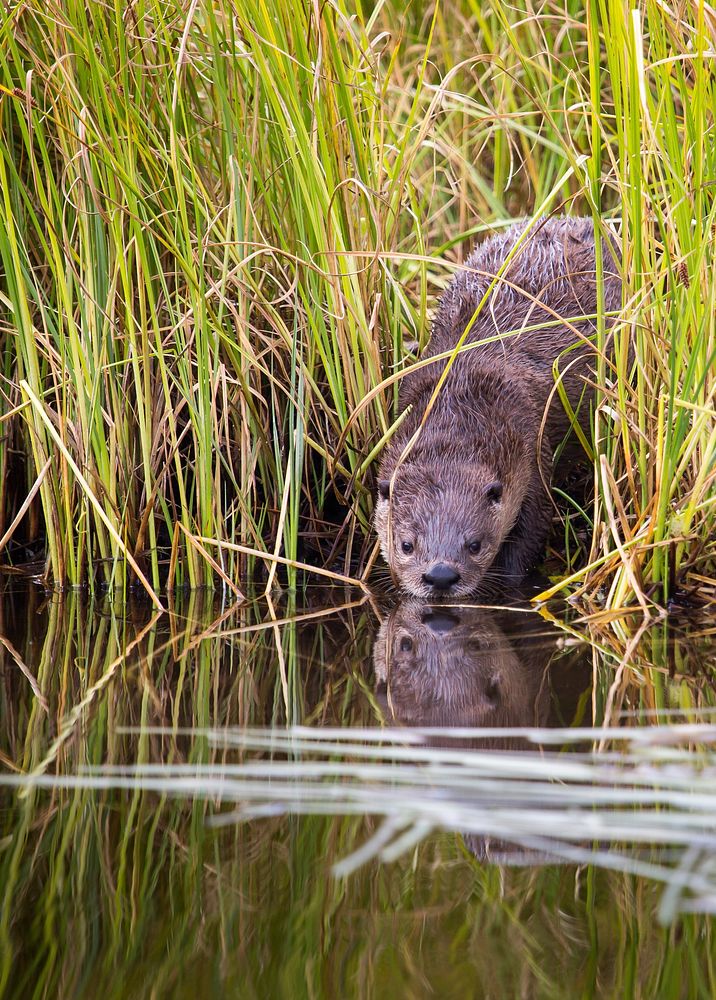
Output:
top-left (0, 0), bottom-right (714, 609)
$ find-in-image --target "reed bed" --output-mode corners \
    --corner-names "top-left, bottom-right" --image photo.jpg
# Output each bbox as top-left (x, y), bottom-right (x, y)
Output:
top-left (0, 0), bottom-right (714, 607)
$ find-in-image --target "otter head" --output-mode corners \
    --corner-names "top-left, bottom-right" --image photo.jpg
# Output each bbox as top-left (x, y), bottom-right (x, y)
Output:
top-left (374, 462), bottom-right (524, 599)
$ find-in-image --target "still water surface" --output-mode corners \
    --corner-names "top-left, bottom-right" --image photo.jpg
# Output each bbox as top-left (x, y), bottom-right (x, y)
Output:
top-left (1, 583), bottom-right (715, 998)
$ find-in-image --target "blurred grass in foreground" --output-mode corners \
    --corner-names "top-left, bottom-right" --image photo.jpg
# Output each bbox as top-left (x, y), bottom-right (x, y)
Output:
top-left (0, 0), bottom-right (714, 609)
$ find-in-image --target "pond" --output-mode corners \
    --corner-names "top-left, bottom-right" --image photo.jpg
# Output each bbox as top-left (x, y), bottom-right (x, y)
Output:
top-left (1, 582), bottom-right (715, 998)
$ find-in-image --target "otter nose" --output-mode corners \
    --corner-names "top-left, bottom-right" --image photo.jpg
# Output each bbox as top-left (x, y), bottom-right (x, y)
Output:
top-left (422, 563), bottom-right (461, 591)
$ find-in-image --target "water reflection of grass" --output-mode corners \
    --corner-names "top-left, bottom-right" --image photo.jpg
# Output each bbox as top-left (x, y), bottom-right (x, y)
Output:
top-left (10, 726), bottom-right (716, 916)
top-left (1, 589), bottom-right (716, 994)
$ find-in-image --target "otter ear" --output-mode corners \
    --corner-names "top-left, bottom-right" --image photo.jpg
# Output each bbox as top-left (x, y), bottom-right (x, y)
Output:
top-left (485, 481), bottom-right (503, 504)
top-left (378, 479), bottom-right (391, 501)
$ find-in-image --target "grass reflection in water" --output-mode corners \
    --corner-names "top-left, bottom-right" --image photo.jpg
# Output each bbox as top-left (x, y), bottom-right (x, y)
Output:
top-left (0, 585), bottom-right (715, 998)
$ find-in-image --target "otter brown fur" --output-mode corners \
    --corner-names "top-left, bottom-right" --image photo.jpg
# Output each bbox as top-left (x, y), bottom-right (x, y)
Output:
top-left (375, 216), bottom-right (621, 599)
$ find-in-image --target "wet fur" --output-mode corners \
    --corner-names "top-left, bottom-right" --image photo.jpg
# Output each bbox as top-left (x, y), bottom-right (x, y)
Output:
top-left (375, 216), bottom-right (621, 598)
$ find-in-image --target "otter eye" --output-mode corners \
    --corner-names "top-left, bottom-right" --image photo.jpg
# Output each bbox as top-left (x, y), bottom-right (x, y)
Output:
top-left (401, 540), bottom-right (414, 554)
top-left (468, 539), bottom-right (481, 555)
top-left (399, 637), bottom-right (413, 652)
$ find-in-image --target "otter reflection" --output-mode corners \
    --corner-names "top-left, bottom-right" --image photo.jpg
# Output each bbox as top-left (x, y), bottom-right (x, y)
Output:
top-left (373, 600), bottom-right (590, 745)
top-left (373, 601), bottom-right (591, 864)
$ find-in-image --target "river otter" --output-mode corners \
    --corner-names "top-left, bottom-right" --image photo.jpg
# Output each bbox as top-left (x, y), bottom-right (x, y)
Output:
top-left (374, 216), bottom-right (621, 598)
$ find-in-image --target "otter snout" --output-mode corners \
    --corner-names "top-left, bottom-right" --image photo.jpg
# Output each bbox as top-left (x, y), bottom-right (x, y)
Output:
top-left (422, 563), bottom-right (461, 592)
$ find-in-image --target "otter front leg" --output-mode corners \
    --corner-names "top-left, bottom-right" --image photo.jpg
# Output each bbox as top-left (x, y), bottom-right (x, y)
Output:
top-left (494, 443), bottom-right (554, 583)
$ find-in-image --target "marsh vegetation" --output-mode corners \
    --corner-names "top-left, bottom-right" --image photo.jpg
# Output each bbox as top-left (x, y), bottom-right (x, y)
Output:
top-left (0, 0), bottom-right (714, 608)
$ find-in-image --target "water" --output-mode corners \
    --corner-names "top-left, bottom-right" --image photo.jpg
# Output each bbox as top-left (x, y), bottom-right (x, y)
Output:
top-left (1, 583), bottom-right (715, 998)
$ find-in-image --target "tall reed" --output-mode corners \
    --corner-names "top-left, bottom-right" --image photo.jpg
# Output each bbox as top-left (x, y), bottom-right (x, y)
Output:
top-left (0, 0), bottom-right (713, 605)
